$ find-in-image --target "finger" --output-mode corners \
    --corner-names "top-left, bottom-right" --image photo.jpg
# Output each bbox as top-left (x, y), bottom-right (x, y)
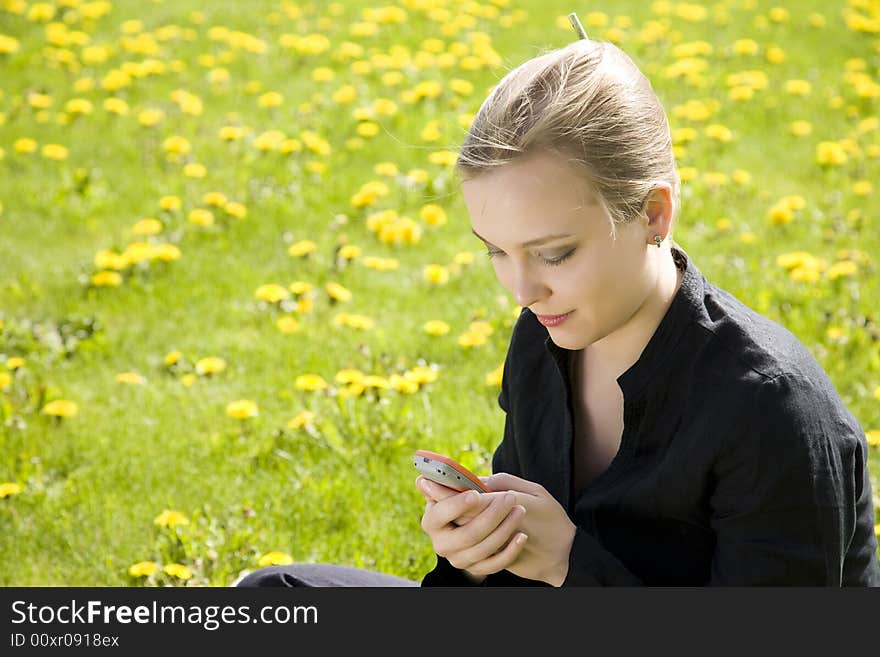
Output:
top-left (482, 472), bottom-right (545, 496)
top-left (465, 531), bottom-right (529, 577)
top-left (450, 504), bottom-right (526, 571)
top-left (437, 492), bottom-right (516, 555)
top-left (417, 476), bottom-right (461, 502)
top-left (421, 489), bottom-right (481, 533)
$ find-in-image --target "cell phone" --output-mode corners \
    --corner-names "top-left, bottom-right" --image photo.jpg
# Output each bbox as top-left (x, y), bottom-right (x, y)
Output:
top-left (413, 449), bottom-right (490, 493)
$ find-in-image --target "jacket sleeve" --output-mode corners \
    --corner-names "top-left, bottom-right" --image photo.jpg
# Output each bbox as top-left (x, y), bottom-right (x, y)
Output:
top-left (705, 373), bottom-right (880, 585)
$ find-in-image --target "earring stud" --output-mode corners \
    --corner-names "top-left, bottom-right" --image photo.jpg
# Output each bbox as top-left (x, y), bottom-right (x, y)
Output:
top-left (654, 235), bottom-right (662, 248)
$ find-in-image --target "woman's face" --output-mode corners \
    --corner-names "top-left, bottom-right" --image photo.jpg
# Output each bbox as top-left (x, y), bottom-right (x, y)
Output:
top-left (461, 150), bottom-right (655, 352)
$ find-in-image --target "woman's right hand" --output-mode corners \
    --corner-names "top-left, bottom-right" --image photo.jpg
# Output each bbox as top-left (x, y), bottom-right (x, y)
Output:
top-left (416, 476), bottom-right (528, 581)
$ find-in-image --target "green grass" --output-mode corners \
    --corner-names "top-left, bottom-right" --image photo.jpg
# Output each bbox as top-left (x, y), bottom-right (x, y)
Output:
top-left (0, 0), bottom-right (878, 585)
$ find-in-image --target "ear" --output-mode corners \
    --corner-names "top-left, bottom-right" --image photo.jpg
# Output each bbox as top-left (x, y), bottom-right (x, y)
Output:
top-left (643, 185), bottom-right (674, 241)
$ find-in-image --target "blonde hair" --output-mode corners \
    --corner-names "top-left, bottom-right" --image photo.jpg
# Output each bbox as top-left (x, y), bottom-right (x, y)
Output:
top-left (456, 38), bottom-right (680, 241)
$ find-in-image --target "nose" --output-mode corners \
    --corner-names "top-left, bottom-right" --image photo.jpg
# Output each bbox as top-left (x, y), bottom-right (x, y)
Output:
top-left (510, 265), bottom-right (547, 309)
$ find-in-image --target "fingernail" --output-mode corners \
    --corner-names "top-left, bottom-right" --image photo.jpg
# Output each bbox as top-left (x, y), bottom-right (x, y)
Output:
top-left (516, 533), bottom-right (528, 545)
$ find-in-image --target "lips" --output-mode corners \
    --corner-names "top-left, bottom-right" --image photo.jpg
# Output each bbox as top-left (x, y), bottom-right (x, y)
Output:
top-left (534, 310), bottom-right (573, 327)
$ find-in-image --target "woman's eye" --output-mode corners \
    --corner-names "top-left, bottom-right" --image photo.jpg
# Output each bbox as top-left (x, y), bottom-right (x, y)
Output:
top-left (542, 249), bottom-right (576, 266)
top-left (485, 248), bottom-right (575, 265)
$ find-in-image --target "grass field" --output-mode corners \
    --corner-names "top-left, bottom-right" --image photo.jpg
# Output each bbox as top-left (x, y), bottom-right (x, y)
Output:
top-left (1, 0), bottom-right (879, 586)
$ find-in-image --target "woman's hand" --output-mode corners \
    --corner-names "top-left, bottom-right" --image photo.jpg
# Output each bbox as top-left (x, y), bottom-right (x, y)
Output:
top-left (415, 473), bottom-right (577, 585)
top-left (416, 476), bottom-right (528, 582)
top-left (479, 473), bottom-right (577, 586)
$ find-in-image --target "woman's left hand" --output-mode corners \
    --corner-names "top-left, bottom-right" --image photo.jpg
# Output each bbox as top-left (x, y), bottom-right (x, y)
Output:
top-left (479, 472), bottom-right (577, 586)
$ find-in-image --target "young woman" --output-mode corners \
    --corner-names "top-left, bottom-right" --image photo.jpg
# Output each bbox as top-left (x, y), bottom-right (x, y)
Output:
top-left (238, 30), bottom-right (879, 588)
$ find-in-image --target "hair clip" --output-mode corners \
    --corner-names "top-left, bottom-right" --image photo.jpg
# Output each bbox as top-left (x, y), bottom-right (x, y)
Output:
top-left (568, 12), bottom-right (589, 40)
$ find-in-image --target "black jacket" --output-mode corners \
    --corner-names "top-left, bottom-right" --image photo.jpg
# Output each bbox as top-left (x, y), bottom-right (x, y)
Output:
top-left (422, 247), bottom-right (880, 586)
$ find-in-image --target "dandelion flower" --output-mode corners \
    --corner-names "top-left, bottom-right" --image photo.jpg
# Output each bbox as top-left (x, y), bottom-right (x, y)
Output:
top-left (128, 561), bottom-right (159, 577)
top-left (195, 357), bottom-right (226, 375)
top-left (255, 284), bottom-right (289, 303)
top-left (116, 372), bottom-right (146, 385)
top-left (153, 510), bottom-right (190, 527)
top-left (420, 204), bottom-right (447, 227)
top-left (423, 320), bottom-right (450, 336)
top-left (288, 240), bottom-right (317, 257)
top-left (276, 317), bottom-right (300, 334)
top-left (6, 357), bottom-right (25, 370)
top-left (226, 399), bottom-right (259, 419)
top-left (132, 218), bottom-right (163, 235)
top-left (423, 265), bottom-right (449, 284)
top-left (325, 282), bottom-right (352, 302)
top-left (0, 482), bottom-right (23, 498)
top-left (286, 411), bottom-right (315, 430)
top-left (258, 551), bottom-right (294, 567)
top-left (294, 374), bottom-right (328, 391)
top-left (92, 271), bottom-right (123, 287)
top-left (42, 400), bottom-right (78, 417)
top-left (163, 563), bottom-right (192, 580)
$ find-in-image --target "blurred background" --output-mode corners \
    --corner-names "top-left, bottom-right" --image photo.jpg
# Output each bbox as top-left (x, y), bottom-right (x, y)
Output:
top-left (0, 0), bottom-right (878, 585)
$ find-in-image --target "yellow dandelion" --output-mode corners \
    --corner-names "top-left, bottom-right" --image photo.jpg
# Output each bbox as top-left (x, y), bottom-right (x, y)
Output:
top-left (420, 204), bottom-right (447, 227)
top-left (336, 369), bottom-right (365, 385)
top-left (224, 201), bottom-right (247, 218)
top-left (326, 282), bottom-right (352, 302)
top-left (852, 180), bottom-right (872, 196)
top-left (485, 364), bottom-right (504, 387)
top-left (226, 399), bottom-right (259, 419)
top-left (187, 208), bottom-right (214, 227)
top-left (41, 144), bottom-right (68, 160)
top-left (258, 551), bottom-right (294, 567)
top-left (153, 509), bottom-right (190, 527)
top-left (132, 218), bottom-right (163, 235)
top-left (294, 374), bottom-right (328, 391)
top-left (0, 482), bottom-right (24, 498)
top-left (42, 400), bottom-right (78, 417)
top-left (866, 430), bottom-right (880, 447)
top-left (138, 108), bottom-right (165, 127)
top-left (92, 270), bottom-right (123, 287)
top-left (423, 320), bottom-right (450, 336)
top-left (276, 316), bottom-right (300, 334)
top-left (390, 375), bottom-right (419, 394)
top-left (14, 138), bottom-right (38, 154)
top-left (255, 284), bottom-right (289, 303)
top-left (816, 141), bottom-right (848, 166)
top-left (183, 162), bottom-right (207, 178)
top-left (337, 245), bottom-right (361, 261)
top-left (181, 374), bottom-right (197, 387)
top-left (195, 357), bottom-right (226, 375)
top-left (0, 372), bottom-right (11, 389)
top-left (826, 261), bottom-right (858, 280)
top-left (163, 563), bottom-right (193, 580)
top-left (408, 365), bottom-right (439, 384)
top-left (286, 411), bottom-right (315, 430)
top-left (103, 97), bottom-right (130, 115)
top-left (6, 357), bottom-right (25, 370)
top-left (423, 264), bottom-right (450, 284)
top-left (258, 91), bottom-right (284, 107)
top-left (164, 351), bottom-right (182, 366)
top-left (458, 332), bottom-right (488, 347)
top-left (159, 195), bottom-right (182, 211)
top-left (128, 561), bottom-right (159, 577)
top-left (116, 371), bottom-right (146, 385)
top-left (790, 120), bottom-right (812, 136)
top-left (288, 240), bottom-right (317, 257)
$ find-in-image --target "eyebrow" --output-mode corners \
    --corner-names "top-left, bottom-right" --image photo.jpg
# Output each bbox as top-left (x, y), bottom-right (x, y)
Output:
top-left (471, 228), bottom-right (574, 248)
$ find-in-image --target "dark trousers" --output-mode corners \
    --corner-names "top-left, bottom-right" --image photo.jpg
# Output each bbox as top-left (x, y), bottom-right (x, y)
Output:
top-left (234, 564), bottom-right (420, 587)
